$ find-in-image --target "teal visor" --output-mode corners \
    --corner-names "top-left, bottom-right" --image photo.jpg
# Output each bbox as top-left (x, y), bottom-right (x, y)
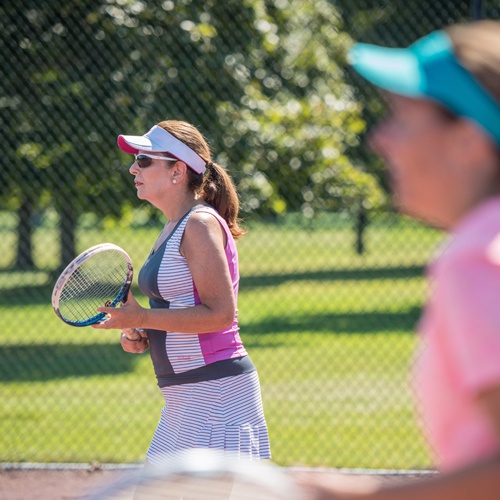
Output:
top-left (348, 30), bottom-right (500, 146)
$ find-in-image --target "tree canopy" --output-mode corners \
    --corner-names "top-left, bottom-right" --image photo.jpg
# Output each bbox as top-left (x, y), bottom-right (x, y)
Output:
top-left (1, 0), bottom-right (385, 267)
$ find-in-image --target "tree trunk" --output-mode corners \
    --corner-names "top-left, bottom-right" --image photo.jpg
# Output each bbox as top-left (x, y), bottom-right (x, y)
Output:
top-left (15, 197), bottom-right (35, 270)
top-left (59, 204), bottom-right (78, 269)
top-left (355, 208), bottom-right (368, 255)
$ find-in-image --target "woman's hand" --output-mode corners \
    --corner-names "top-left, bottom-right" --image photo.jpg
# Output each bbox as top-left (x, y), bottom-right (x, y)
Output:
top-left (91, 290), bottom-right (148, 330)
top-left (293, 471), bottom-right (382, 499)
top-left (120, 328), bottom-right (149, 354)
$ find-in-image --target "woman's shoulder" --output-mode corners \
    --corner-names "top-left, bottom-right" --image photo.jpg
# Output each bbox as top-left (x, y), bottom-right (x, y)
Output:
top-left (187, 205), bottom-right (220, 225)
top-left (184, 206), bottom-right (234, 253)
top-left (183, 206), bottom-right (226, 240)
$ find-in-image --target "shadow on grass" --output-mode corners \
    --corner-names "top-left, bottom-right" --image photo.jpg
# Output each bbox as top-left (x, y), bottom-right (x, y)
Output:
top-left (1, 307), bottom-right (422, 382)
top-left (0, 343), bottom-right (142, 382)
top-left (241, 307), bottom-right (422, 349)
top-left (0, 266), bottom-right (425, 305)
top-left (240, 265), bottom-right (425, 289)
top-left (0, 281), bottom-right (145, 306)
top-left (0, 284), bottom-right (54, 306)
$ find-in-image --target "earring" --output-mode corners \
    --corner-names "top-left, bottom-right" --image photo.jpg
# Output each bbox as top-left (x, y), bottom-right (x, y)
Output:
top-left (172, 179), bottom-right (177, 184)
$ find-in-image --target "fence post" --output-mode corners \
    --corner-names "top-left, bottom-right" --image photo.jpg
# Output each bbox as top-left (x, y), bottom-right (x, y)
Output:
top-left (471, 0), bottom-right (485, 20)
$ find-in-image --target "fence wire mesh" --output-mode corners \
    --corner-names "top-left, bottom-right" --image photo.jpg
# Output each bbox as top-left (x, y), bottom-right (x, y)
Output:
top-left (1, 0), bottom-right (499, 469)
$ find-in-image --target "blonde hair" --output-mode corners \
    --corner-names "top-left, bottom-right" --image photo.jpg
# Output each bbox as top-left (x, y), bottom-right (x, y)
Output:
top-left (446, 21), bottom-right (500, 104)
top-left (157, 120), bottom-right (246, 239)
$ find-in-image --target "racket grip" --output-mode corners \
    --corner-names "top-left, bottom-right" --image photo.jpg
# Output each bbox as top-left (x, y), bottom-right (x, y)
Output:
top-left (122, 328), bottom-right (144, 341)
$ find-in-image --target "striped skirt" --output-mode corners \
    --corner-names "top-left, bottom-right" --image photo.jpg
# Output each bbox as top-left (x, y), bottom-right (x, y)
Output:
top-left (146, 371), bottom-right (271, 466)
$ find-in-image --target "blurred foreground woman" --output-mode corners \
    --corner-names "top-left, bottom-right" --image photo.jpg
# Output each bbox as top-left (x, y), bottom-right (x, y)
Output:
top-left (298, 20), bottom-right (500, 500)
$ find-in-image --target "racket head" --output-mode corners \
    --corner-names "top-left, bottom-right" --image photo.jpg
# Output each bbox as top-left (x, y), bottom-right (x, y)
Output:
top-left (85, 448), bottom-right (302, 500)
top-left (51, 243), bottom-right (133, 327)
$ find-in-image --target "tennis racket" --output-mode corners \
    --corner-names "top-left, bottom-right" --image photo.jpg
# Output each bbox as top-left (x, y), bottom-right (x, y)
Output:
top-left (85, 448), bottom-right (303, 500)
top-left (51, 243), bottom-right (141, 339)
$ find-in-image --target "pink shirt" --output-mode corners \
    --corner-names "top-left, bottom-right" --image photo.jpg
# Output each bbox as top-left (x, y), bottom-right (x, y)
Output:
top-left (415, 198), bottom-right (500, 471)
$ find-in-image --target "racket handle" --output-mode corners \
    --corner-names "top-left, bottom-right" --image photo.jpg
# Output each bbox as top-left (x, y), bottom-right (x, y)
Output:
top-left (122, 328), bottom-right (144, 341)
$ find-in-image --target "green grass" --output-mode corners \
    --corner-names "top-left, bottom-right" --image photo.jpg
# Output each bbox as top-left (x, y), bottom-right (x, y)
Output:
top-left (0, 213), bottom-right (443, 469)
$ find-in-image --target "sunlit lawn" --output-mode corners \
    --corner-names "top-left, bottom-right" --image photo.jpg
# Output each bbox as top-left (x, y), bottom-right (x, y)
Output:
top-left (0, 213), bottom-right (442, 468)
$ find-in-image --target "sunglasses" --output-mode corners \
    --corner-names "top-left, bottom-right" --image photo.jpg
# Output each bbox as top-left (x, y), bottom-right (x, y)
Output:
top-left (134, 153), bottom-right (177, 169)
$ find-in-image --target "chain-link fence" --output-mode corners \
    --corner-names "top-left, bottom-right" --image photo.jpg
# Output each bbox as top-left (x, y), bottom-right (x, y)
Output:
top-left (1, 0), bottom-right (499, 469)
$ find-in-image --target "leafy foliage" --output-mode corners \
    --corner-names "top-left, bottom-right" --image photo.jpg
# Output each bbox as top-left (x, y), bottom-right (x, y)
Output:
top-left (216, 0), bottom-right (385, 217)
top-left (1, 0), bottom-right (386, 265)
top-left (2, 0), bottom-right (383, 215)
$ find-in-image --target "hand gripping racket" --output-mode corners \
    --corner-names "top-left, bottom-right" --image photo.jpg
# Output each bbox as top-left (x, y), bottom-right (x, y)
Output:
top-left (51, 243), bottom-right (141, 339)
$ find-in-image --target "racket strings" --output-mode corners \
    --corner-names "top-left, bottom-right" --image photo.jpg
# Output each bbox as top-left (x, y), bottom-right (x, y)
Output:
top-left (58, 250), bottom-right (130, 322)
top-left (102, 473), bottom-right (291, 500)
top-left (86, 449), bottom-right (299, 500)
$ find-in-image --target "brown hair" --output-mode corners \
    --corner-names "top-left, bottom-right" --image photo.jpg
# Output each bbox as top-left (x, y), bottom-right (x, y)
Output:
top-left (157, 120), bottom-right (246, 239)
top-left (446, 21), bottom-right (500, 104)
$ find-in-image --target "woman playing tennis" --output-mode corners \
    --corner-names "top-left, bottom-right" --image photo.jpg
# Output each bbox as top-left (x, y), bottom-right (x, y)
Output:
top-left (93, 120), bottom-right (271, 465)
top-left (298, 20), bottom-right (500, 500)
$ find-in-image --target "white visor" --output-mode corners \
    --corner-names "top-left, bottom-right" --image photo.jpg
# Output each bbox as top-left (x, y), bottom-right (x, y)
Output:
top-left (117, 125), bottom-right (206, 174)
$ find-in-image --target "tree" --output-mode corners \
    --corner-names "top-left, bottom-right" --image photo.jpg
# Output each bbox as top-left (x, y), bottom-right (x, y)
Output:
top-left (0, 0), bottom-right (263, 268)
top-left (1, 0), bottom-right (388, 268)
top-left (336, 0), bottom-right (473, 193)
top-left (0, 0), bottom-right (135, 268)
top-left (215, 0), bottom-right (385, 219)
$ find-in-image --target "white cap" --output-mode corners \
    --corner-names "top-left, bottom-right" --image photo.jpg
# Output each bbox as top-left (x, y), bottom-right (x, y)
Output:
top-left (117, 125), bottom-right (207, 174)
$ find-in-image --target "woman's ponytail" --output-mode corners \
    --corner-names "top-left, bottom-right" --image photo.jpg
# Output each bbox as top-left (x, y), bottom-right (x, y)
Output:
top-left (156, 120), bottom-right (246, 240)
top-left (201, 161), bottom-right (246, 240)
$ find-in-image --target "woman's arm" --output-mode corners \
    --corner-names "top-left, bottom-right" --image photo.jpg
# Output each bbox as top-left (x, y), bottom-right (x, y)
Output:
top-left (297, 384), bottom-right (500, 500)
top-left (296, 455), bottom-right (500, 500)
top-left (93, 211), bottom-right (236, 333)
top-left (477, 384), bottom-right (500, 440)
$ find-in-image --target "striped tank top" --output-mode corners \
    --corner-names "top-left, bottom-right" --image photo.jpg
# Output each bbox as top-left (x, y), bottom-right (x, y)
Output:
top-left (138, 205), bottom-right (255, 387)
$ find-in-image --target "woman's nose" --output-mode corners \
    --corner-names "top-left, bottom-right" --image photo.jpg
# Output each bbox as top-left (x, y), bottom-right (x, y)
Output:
top-left (129, 161), bottom-right (139, 175)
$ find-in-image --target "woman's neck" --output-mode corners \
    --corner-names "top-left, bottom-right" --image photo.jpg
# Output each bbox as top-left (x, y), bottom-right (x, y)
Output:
top-left (161, 196), bottom-right (207, 224)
